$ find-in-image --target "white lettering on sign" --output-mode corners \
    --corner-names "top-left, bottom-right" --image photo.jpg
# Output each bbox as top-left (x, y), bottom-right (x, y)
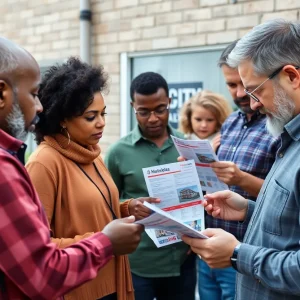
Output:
top-left (169, 87), bottom-right (203, 109)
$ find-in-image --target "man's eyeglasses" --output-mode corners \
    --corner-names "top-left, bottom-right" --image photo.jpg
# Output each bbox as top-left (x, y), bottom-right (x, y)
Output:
top-left (244, 66), bottom-right (300, 103)
top-left (134, 104), bottom-right (170, 118)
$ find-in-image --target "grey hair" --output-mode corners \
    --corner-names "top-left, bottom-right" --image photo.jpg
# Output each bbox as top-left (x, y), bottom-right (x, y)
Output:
top-left (6, 100), bottom-right (27, 141)
top-left (227, 19), bottom-right (300, 76)
top-left (0, 37), bottom-right (19, 74)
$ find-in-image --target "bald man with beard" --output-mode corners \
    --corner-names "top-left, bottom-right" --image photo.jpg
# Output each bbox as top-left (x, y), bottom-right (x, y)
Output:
top-left (0, 37), bottom-right (143, 300)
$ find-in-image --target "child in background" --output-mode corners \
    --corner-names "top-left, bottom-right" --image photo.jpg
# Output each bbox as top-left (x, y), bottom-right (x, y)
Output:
top-left (179, 90), bottom-right (232, 151)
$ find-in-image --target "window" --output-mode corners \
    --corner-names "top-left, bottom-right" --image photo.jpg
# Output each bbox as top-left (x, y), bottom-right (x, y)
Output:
top-left (120, 45), bottom-right (233, 136)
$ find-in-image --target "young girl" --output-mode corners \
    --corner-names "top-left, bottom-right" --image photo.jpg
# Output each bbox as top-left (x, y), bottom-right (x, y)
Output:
top-left (179, 90), bottom-right (232, 150)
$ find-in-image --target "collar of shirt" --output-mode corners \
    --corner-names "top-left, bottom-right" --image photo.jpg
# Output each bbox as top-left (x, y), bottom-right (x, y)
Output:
top-left (0, 129), bottom-right (27, 164)
top-left (131, 124), bottom-right (176, 145)
top-left (237, 110), bottom-right (264, 124)
top-left (284, 113), bottom-right (300, 142)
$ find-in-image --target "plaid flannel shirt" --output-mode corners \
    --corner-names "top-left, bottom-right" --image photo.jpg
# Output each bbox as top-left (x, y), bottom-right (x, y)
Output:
top-left (206, 111), bottom-right (279, 241)
top-left (0, 129), bottom-right (113, 300)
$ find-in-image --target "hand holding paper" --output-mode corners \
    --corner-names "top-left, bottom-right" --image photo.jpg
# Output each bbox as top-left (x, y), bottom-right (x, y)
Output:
top-left (128, 197), bottom-right (160, 220)
top-left (204, 190), bottom-right (248, 221)
top-left (181, 228), bottom-right (239, 269)
top-left (210, 161), bottom-right (246, 186)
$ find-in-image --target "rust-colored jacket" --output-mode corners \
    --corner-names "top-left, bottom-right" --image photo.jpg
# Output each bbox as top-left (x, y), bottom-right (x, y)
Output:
top-left (26, 134), bottom-right (134, 300)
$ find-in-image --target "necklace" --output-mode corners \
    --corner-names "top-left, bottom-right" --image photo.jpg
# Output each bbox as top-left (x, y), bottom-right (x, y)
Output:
top-left (75, 162), bottom-right (117, 220)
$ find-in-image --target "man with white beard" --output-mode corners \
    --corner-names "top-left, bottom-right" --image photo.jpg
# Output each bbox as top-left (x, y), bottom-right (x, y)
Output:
top-left (182, 18), bottom-right (300, 300)
top-left (0, 37), bottom-right (144, 299)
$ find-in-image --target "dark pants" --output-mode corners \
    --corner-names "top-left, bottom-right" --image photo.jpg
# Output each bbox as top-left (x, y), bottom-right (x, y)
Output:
top-left (98, 293), bottom-right (117, 300)
top-left (132, 254), bottom-right (196, 300)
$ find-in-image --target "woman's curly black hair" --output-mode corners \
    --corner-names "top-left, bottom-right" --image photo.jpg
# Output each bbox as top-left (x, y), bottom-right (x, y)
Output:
top-left (34, 57), bottom-right (109, 144)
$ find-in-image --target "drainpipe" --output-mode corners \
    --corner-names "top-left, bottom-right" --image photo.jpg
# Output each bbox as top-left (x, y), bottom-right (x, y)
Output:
top-left (80, 0), bottom-right (92, 64)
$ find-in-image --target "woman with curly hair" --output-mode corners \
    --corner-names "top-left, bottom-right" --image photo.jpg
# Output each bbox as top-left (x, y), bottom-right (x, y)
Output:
top-left (179, 90), bottom-right (232, 151)
top-left (26, 57), bottom-right (157, 300)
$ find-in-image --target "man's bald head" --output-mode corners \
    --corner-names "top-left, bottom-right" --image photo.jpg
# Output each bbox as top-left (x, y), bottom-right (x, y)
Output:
top-left (0, 37), bottom-right (42, 140)
top-left (0, 37), bottom-right (20, 74)
top-left (0, 37), bottom-right (38, 85)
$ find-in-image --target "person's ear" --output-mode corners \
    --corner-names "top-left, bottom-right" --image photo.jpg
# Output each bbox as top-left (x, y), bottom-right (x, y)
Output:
top-left (282, 65), bottom-right (300, 89)
top-left (130, 101), bottom-right (134, 108)
top-left (60, 120), bottom-right (67, 128)
top-left (168, 97), bottom-right (172, 105)
top-left (0, 80), bottom-right (9, 108)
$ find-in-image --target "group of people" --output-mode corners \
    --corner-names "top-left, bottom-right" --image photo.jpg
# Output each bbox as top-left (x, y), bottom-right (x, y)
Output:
top-left (0, 17), bottom-right (300, 300)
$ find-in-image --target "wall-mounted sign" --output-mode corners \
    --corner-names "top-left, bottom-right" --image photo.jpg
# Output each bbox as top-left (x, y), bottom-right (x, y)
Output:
top-left (169, 82), bottom-right (203, 129)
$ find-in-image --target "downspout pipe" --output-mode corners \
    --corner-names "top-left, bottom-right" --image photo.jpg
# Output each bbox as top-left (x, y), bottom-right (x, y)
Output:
top-left (80, 0), bottom-right (92, 64)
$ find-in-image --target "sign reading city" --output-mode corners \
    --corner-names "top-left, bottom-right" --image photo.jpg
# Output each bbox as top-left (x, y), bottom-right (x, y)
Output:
top-left (168, 82), bottom-right (203, 129)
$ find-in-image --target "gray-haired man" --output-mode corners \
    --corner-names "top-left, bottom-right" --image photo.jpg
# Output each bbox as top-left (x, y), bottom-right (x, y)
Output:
top-left (183, 18), bottom-right (300, 300)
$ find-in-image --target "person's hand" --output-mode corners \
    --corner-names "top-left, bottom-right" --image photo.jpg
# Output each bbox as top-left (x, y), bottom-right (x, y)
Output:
top-left (102, 216), bottom-right (144, 255)
top-left (182, 229), bottom-right (240, 268)
top-left (210, 161), bottom-right (246, 186)
top-left (211, 133), bottom-right (221, 153)
top-left (177, 156), bottom-right (185, 162)
top-left (128, 197), bottom-right (160, 220)
top-left (204, 190), bottom-right (247, 221)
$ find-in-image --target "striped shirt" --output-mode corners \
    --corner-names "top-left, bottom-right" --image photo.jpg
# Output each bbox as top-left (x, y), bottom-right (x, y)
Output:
top-left (206, 111), bottom-right (279, 241)
top-left (0, 129), bottom-right (113, 300)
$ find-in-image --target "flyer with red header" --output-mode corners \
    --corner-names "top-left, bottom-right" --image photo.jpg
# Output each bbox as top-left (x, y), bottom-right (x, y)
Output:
top-left (141, 160), bottom-right (205, 247)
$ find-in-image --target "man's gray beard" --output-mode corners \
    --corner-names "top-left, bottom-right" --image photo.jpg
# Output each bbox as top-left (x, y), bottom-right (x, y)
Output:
top-left (6, 102), bottom-right (28, 141)
top-left (266, 84), bottom-right (295, 137)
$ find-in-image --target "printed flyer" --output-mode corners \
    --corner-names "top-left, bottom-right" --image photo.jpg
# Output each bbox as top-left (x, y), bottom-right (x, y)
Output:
top-left (142, 160), bottom-right (205, 247)
top-left (171, 135), bottom-right (228, 192)
top-left (136, 202), bottom-right (208, 242)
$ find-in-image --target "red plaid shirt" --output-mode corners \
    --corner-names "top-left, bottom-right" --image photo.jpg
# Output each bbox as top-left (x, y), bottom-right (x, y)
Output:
top-left (0, 129), bottom-right (113, 300)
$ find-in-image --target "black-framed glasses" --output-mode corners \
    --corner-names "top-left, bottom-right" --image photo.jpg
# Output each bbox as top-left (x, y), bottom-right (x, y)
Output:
top-left (244, 65), bottom-right (300, 102)
top-left (134, 104), bottom-right (170, 118)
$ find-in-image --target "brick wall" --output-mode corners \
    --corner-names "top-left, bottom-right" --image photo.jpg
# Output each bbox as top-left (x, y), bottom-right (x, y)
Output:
top-left (0, 0), bottom-right (80, 61)
top-left (1, 0), bottom-right (300, 152)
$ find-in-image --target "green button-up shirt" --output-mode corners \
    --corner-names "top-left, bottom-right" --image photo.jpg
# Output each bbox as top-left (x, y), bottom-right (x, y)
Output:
top-left (105, 125), bottom-right (190, 277)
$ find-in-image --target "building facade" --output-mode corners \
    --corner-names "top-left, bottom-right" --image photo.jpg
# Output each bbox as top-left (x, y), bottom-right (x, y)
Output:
top-left (1, 0), bottom-right (299, 154)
